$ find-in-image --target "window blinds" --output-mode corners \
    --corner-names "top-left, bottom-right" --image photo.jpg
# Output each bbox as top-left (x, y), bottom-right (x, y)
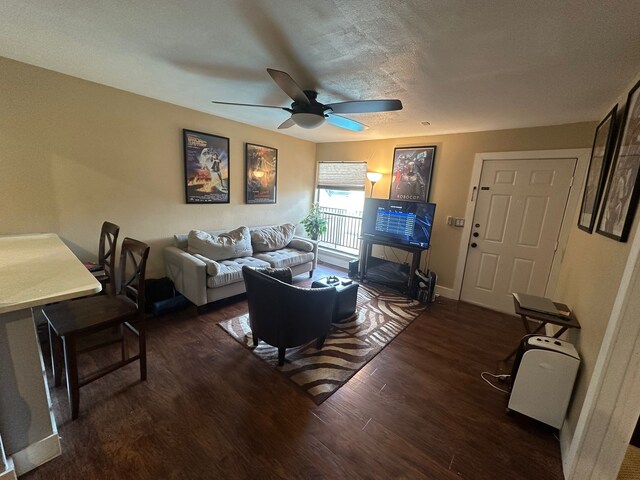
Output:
top-left (317, 161), bottom-right (367, 190)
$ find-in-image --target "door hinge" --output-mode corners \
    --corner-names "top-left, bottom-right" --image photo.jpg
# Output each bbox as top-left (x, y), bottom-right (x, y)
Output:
top-left (554, 240), bottom-right (559, 252)
top-left (569, 176), bottom-right (574, 187)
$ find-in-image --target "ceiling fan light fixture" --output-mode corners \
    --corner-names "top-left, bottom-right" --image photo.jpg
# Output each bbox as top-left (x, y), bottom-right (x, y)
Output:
top-left (291, 112), bottom-right (324, 129)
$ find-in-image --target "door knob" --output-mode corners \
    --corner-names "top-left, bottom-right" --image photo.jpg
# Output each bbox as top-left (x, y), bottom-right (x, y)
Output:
top-left (471, 242), bottom-right (477, 248)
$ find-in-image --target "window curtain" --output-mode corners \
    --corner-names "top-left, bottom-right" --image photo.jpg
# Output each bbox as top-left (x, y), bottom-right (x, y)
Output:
top-left (317, 161), bottom-right (367, 191)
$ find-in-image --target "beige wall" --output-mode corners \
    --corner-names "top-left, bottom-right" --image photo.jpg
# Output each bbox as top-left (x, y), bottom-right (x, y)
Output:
top-left (556, 220), bottom-right (636, 440)
top-left (317, 123), bottom-right (597, 288)
top-left (556, 73), bottom-right (640, 443)
top-left (0, 57), bottom-right (317, 277)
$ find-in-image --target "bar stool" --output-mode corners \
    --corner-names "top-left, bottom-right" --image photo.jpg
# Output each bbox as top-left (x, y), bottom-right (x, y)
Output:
top-left (43, 238), bottom-right (150, 419)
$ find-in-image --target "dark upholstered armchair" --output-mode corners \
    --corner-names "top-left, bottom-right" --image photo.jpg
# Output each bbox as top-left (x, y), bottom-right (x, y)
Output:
top-left (242, 266), bottom-right (337, 366)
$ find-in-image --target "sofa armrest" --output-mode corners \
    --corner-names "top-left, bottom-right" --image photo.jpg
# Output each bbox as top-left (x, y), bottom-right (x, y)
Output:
top-left (293, 235), bottom-right (318, 270)
top-left (164, 246), bottom-right (208, 306)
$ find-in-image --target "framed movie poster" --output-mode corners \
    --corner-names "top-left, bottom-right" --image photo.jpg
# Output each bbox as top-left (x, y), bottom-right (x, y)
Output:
top-left (596, 79), bottom-right (640, 242)
top-left (183, 129), bottom-right (230, 204)
top-left (245, 143), bottom-right (277, 204)
top-left (389, 146), bottom-right (436, 202)
top-left (578, 105), bottom-right (617, 233)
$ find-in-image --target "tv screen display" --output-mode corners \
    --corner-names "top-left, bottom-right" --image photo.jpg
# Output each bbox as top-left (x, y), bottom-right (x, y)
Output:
top-left (361, 199), bottom-right (436, 249)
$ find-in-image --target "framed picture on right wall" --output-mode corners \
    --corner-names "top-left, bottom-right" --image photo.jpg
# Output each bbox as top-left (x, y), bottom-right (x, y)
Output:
top-left (597, 79), bottom-right (640, 242)
top-left (577, 105), bottom-right (617, 233)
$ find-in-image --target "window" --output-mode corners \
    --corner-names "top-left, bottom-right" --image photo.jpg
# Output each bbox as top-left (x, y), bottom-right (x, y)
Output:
top-left (316, 162), bottom-right (367, 255)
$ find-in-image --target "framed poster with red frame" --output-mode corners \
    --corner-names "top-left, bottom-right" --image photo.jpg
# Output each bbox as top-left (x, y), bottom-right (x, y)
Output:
top-left (245, 143), bottom-right (277, 204)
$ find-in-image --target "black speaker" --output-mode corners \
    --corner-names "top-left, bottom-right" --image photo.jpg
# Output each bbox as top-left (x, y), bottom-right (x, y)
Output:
top-left (348, 259), bottom-right (359, 278)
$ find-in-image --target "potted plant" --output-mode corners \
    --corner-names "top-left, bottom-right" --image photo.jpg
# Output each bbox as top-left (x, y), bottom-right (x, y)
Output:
top-left (301, 202), bottom-right (327, 241)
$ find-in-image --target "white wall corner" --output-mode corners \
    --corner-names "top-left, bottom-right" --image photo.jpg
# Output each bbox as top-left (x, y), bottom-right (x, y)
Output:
top-left (563, 219), bottom-right (640, 479)
top-left (0, 457), bottom-right (16, 480)
top-left (12, 433), bottom-right (60, 476)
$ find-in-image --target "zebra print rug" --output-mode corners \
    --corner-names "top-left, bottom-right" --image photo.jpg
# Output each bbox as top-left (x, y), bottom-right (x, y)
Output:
top-left (218, 283), bottom-right (427, 404)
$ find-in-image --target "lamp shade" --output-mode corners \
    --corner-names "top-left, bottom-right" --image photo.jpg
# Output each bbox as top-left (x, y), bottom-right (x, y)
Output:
top-left (366, 172), bottom-right (383, 183)
top-left (291, 112), bottom-right (325, 129)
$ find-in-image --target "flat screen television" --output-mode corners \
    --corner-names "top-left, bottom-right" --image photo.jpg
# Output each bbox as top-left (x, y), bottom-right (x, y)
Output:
top-left (361, 199), bottom-right (436, 249)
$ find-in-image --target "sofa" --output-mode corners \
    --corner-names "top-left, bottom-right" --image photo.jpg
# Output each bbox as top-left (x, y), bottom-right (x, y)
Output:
top-left (164, 223), bottom-right (317, 309)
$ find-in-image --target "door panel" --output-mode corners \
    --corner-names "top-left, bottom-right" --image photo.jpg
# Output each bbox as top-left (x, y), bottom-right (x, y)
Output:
top-left (518, 196), bottom-right (548, 246)
top-left (508, 258), bottom-right (534, 294)
top-left (476, 253), bottom-right (499, 290)
top-left (461, 158), bottom-right (576, 313)
top-left (486, 195), bottom-right (511, 242)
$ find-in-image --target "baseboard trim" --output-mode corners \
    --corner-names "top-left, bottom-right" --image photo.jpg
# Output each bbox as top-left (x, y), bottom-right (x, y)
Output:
top-left (12, 433), bottom-right (60, 476)
top-left (435, 285), bottom-right (457, 300)
top-left (318, 248), bottom-right (356, 270)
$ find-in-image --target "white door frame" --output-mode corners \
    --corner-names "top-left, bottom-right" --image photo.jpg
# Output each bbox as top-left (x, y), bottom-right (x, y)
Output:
top-left (451, 149), bottom-right (591, 301)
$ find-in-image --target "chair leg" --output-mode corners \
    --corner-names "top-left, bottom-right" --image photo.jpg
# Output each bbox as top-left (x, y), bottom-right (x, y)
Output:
top-left (120, 323), bottom-right (127, 361)
top-left (49, 323), bottom-right (64, 387)
top-left (138, 320), bottom-right (147, 382)
top-left (309, 270), bottom-right (313, 278)
top-left (253, 335), bottom-right (259, 347)
top-left (278, 347), bottom-right (286, 366)
top-left (62, 334), bottom-right (80, 420)
top-left (316, 335), bottom-right (327, 349)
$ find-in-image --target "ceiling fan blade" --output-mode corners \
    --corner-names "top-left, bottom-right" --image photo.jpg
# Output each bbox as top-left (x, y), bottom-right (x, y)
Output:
top-left (277, 118), bottom-right (295, 129)
top-left (325, 99), bottom-right (403, 114)
top-left (211, 100), bottom-right (285, 110)
top-left (267, 68), bottom-right (311, 105)
top-left (325, 114), bottom-right (368, 132)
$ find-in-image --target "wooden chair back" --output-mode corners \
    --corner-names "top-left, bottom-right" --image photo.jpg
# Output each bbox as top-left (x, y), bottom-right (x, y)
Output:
top-left (98, 221), bottom-right (120, 294)
top-left (118, 237), bottom-right (150, 313)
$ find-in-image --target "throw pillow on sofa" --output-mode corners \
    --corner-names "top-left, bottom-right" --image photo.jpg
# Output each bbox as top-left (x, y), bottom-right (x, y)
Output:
top-left (287, 238), bottom-right (314, 252)
top-left (187, 226), bottom-right (252, 261)
top-left (251, 223), bottom-right (296, 252)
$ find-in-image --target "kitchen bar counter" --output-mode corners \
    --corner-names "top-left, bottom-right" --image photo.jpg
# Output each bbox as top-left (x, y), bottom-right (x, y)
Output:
top-left (0, 234), bottom-right (100, 477)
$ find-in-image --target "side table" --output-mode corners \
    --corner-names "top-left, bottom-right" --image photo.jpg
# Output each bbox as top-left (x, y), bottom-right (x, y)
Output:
top-left (505, 296), bottom-right (581, 361)
top-left (311, 277), bottom-right (359, 323)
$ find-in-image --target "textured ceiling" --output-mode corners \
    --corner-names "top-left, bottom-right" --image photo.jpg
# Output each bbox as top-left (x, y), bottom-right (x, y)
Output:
top-left (1, 0), bottom-right (640, 143)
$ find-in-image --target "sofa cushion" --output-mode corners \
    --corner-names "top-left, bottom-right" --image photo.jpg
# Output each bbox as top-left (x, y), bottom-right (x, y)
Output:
top-left (252, 248), bottom-right (314, 269)
top-left (187, 226), bottom-right (252, 261)
top-left (287, 238), bottom-right (314, 252)
top-left (202, 256), bottom-right (271, 288)
top-left (250, 224), bottom-right (296, 252)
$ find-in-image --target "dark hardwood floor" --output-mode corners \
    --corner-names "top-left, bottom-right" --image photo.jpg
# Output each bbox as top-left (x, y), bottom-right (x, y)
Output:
top-left (26, 264), bottom-right (563, 479)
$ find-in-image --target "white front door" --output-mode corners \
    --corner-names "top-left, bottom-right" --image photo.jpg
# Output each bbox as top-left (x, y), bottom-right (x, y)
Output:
top-left (460, 157), bottom-right (576, 313)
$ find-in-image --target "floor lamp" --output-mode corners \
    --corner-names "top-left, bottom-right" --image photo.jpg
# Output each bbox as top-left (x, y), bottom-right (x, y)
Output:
top-left (366, 172), bottom-right (383, 197)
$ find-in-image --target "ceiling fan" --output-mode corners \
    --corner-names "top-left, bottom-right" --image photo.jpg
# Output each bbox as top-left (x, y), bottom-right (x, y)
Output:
top-left (211, 68), bottom-right (402, 132)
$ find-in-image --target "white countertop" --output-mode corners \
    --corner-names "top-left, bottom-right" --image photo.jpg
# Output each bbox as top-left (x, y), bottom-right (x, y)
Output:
top-left (0, 233), bottom-right (101, 314)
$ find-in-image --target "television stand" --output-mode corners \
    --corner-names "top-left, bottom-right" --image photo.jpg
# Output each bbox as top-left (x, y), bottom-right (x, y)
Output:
top-left (359, 237), bottom-right (426, 295)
